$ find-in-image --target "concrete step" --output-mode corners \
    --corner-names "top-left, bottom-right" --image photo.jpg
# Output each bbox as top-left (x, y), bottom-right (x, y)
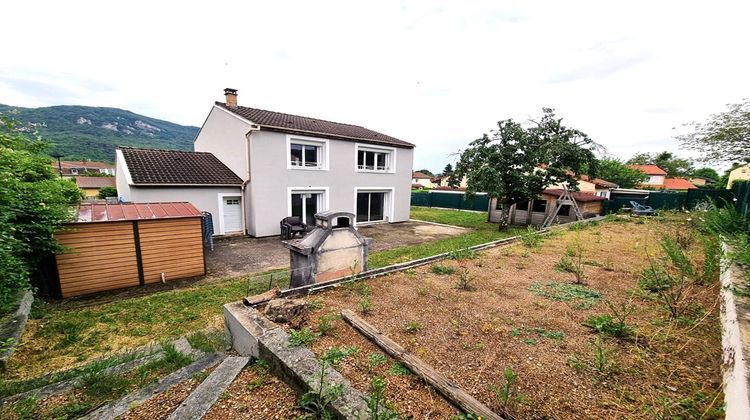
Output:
top-left (167, 356), bottom-right (250, 420)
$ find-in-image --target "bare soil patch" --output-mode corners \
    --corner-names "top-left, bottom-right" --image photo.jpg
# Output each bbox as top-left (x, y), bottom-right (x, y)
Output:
top-left (286, 217), bottom-right (722, 418)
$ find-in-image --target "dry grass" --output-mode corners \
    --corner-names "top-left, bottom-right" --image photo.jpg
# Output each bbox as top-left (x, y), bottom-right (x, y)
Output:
top-left (287, 216), bottom-right (723, 418)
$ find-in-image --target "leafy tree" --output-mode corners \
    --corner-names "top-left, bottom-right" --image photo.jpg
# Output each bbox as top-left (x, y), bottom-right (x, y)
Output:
top-left (452, 108), bottom-right (600, 231)
top-left (626, 151), bottom-right (693, 177)
top-left (691, 167), bottom-right (720, 181)
top-left (97, 186), bottom-right (119, 199)
top-left (0, 115), bottom-right (80, 307)
top-left (595, 158), bottom-right (647, 188)
top-left (442, 163), bottom-right (453, 177)
top-left (677, 98), bottom-right (750, 163)
top-left (416, 169), bottom-right (434, 177)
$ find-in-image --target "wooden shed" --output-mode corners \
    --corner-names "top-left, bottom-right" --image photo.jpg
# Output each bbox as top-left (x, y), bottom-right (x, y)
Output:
top-left (53, 202), bottom-right (206, 298)
top-left (488, 189), bottom-right (606, 226)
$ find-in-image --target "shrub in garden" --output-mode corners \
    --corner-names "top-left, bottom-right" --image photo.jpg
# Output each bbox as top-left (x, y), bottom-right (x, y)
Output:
top-left (359, 296), bottom-right (373, 314)
top-left (555, 239), bottom-right (585, 284)
top-left (0, 115), bottom-right (81, 308)
top-left (316, 313), bottom-right (337, 336)
top-left (520, 226), bottom-right (543, 249)
top-left (583, 299), bottom-right (635, 338)
top-left (430, 264), bottom-right (455, 275)
top-left (403, 320), bottom-right (423, 334)
top-left (288, 328), bottom-right (319, 347)
top-left (489, 367), bottom-right (524, 417)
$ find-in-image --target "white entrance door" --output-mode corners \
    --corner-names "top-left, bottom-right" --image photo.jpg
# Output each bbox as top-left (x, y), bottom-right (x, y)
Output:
top-left (222, 196), bottom-right (242, 234)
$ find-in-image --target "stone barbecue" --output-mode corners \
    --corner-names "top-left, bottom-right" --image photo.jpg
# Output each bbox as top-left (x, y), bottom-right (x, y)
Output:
top-left (283, 211), bottom-right (369, 288)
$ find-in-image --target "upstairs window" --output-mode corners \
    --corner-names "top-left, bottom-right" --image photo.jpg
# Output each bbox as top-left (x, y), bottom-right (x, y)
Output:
top-left (287, 136), bottom-right (328, 170)
top-left (355, 144), bottom-right (395, 173)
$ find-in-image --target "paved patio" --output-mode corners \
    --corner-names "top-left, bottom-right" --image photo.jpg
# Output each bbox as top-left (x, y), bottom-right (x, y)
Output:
top-left (205, 220), bottom-right (467, 279)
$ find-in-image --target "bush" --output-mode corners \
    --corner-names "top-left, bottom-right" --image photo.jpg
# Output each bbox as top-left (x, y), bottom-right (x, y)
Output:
top-left (0, 115), bottom-right (81, 307)
top-left (430, 264), bottom-right (455, 275)
top-left (520, 226), bottom-right (543, 249)
top-left (96, 185), bottom-right (118, 199)
top-left (288, 328), bottom-right (319, 347)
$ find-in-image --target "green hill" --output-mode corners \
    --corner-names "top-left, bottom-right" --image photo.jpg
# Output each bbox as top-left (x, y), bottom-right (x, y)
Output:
top-left (0, 104), bottom-right (199, 162)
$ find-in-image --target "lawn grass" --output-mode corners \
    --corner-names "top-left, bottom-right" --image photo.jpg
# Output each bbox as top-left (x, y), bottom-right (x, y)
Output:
top-left (368, 206), bottom-right (520, 267)
top-left (7, 274), bottom-right (287, 380)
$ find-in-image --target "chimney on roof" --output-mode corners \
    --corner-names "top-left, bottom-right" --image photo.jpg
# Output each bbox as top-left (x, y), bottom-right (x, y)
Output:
top-left (224, 88), bottom-right (238, 107)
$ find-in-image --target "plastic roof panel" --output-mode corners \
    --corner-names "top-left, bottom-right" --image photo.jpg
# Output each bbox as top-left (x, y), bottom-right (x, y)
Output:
top-left (70, 202), bottom-right (202, 223)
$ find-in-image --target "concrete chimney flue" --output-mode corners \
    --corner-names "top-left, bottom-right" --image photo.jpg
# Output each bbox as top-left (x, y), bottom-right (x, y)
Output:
top-left (224, 88), bottom-right (238, 107)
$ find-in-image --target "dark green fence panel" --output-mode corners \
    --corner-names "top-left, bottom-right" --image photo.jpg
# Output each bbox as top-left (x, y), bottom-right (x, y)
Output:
top-left (685, 189), bottom-right (734, 208)
top-left (646, 191), bottom-right (687, 210)
top-left (411, 192), bottom-right (432, 207)
top-left (733, 181), bottom-right (750, 217)
top-left (410, 191), bottom-right (489, 211)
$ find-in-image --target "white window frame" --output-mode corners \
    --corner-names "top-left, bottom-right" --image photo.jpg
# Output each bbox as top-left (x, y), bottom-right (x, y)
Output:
top-left (353, 187), bottom-right (395, 225)
top-left (354, 143), bottom-right (396, 174)
top-left (286, 135), bottom-right (329, 171)
top-left (217, 193), bottom-right (243, 235)
top-left (287, 186), bottom-right (330, 224)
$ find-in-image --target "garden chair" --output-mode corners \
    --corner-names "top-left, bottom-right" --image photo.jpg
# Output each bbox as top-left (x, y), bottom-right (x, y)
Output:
top-left (280, 216), bottom-right (309, 239)
top-left (630, 201), bottom-right (656, 216)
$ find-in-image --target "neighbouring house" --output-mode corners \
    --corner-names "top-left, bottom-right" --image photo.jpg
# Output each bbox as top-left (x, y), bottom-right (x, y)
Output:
top-left (727, 163), bottom-right (750, 189)
top-left (51, 160), bottom-right (115, 178)
top-left (115, 147), bottom-right (244, 235)
top-left (412, 171), bottom-right (435, 189)
top-left (580, 176), bottom-right (619, 198)
top-left (628, 165), bottom-right (697, 190)
top-left (488, 189), bottom-right (606, 226)
top-left (690, 177), bottom-right (716, 187)
top-left (188, 88), bottom-right (414, 237)
top-left (76, 176), bottom-right (116, 198)
top-left (433, 175), bottom-right (468, 189)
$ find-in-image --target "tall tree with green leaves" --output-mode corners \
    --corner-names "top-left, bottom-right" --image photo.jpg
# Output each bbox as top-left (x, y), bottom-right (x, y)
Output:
top-left (0, 114), bottom-right (80, 306)
top-left (452, 108), bottom-right (600, 231)
top-left (442, 163), bottom-right (453, 177)
top-left (596, 158), bottom-right (647, 188)
top-left (677, 98), bottom-right (750, 163)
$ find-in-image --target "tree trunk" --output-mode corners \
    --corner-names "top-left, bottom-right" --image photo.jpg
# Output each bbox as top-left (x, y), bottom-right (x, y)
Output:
top-left (497, 203), bottom-right (510, 231)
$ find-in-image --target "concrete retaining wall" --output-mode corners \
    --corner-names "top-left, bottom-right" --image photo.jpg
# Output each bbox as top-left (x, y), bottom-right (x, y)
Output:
top-left (720, 244), bottom-right (750, 419)
top-left (223, 302), bottom-right (370, 419)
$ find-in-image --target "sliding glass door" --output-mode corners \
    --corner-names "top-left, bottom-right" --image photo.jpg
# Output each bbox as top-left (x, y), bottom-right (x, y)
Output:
top-left (356, 192), bottom-right (386, 223)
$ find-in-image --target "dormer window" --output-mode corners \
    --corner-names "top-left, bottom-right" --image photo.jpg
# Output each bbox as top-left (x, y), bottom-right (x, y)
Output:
top-left (355, 144), bottom-right (396, 173)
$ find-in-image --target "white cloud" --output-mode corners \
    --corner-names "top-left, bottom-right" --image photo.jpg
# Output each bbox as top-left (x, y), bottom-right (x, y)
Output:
top-left (1, 0), bottom-right (748, 172)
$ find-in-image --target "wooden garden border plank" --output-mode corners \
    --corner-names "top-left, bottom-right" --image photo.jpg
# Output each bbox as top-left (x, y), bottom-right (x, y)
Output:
top-left (341, 309), bottom-right (502, 420)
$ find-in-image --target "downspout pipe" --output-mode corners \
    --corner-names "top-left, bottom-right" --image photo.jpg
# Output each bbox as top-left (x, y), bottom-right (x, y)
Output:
top-left (242, 124), bottom-right (261, 235)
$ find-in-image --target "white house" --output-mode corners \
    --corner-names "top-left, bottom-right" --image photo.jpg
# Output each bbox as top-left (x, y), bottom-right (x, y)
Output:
top-left (118, 88), bottom-right (415, 237)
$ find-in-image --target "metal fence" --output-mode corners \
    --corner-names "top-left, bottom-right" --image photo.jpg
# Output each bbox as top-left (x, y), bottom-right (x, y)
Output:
top-left (411, 191), bottom-right (489, 211)
top-left (604, 188), bottom-right (736, 213)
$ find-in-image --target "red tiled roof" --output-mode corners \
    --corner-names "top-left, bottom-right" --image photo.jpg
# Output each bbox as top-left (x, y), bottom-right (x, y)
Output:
top-left (75, 176), bottom-right (115, 189)
top-left (628, 165), bottom-right (667, 175)
top-left (70, 202), bottom-right (202, 223)
top-left (216, 102), bottom-right (414, 148)
top-left (656, 178), bottom-right (697, 190)
top-left (542, 189), bottom-right (606, 202)
top-left (119, 147), bottom-right (243, 186)
top-left (579, 175), bottom-right (618, 189)
top-left (53, 161), bottom-right (115, 169)
top-left (412, 171), bottom-right (432, 179)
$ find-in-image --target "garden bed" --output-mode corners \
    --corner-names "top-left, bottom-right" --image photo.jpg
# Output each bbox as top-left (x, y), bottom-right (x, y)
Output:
top-left (282, 216), bottom-right (723, 418)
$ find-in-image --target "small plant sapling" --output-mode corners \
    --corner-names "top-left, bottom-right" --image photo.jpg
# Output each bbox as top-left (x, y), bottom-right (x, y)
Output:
top-left (455, 268), bottom-right (475, 291)
top-left (359, 296), bottom-right (373, 314)
top-left (490, 367), bottom-right (524, 417)
top-left (298, 346), bottom-right (358, 419)
top-left (288, 328), bottom-right (319, 347)
top-left (403, 320), bottom-right (423, 334)
top-left (362, 376), bottom-right (397, 420)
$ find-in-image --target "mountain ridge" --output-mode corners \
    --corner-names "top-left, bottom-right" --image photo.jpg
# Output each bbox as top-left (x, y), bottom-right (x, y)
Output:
top-left (0, 103), bottom-right (199, 162)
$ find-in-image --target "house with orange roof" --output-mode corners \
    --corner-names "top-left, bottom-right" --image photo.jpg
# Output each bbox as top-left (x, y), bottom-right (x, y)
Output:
top-left (628, 165), bottom-right (697, 191)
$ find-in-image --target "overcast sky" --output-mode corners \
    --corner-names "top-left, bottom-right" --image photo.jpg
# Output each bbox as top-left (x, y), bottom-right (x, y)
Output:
top-left (1, 1), bottom-right (748, 173)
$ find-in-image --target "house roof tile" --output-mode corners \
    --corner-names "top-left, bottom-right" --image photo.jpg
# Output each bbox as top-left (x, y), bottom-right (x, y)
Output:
top-left (75, 176), bottom-right (115, 189)
top-left (412, 171), bottom-right (432, 179)
top-left (657, 178), bottom-right (698, 190)
top-left (628, 165), bottom-right (668, 175)
top-left (216, 102), bottom-right (414, 148)
top-left (119, 147), bottom-right (243, 186)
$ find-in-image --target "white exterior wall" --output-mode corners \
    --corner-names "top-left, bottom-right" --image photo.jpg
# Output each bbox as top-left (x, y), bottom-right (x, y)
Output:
top-left (248, 130), bottom-right (413, 237)
top-left (194, 106), bottom-right (251, 180)
top-left (115, 150), bottom-right (132, 201)
top-left (124, 186), bottom-right (241, 235)
top-left (643, 175), bottom-right (666, 185)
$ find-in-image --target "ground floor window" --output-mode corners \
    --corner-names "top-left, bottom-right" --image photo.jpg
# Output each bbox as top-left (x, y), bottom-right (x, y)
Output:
top-left (532, 199), bottom-right (547, 213)
top-left (291, 191), bottom-right (323, 225)
top-left (356, 191), bottom-right (386, 223)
